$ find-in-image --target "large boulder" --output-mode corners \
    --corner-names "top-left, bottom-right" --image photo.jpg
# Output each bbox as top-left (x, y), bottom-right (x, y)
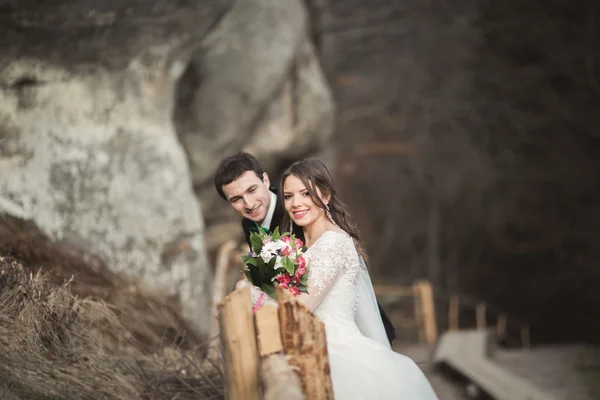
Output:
top-left (0, 0), bottom-right (234, 336)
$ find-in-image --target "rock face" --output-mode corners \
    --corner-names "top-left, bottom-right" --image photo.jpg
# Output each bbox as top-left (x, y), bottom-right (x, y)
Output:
top-left (0, 0), bottom-right (334, 335)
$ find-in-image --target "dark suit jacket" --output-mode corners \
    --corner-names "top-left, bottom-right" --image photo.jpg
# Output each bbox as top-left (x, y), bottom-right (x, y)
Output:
top-left (241, 186), bottom-right (396, 345)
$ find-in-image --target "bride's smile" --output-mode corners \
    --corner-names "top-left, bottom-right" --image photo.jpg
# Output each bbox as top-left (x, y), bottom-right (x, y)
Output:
top-left (292, 209), bottom-right (309, 219)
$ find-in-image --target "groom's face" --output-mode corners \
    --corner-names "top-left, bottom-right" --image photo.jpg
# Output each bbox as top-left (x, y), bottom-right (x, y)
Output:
top-left (222, 171), bottom-right (272, 223)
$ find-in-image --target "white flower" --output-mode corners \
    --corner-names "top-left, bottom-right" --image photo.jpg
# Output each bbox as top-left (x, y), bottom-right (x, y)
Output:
top-left (260, 240), bottom-right (286, 263)
top-left (274, 256), bottom-right (284, 270)
top-left (260, 249), bottom-right (274, 263)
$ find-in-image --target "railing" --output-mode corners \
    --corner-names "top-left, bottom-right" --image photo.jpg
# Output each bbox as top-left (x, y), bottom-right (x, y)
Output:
top-left (374, 281), bottom-right (531, 349)
top-left (212, 241), bottom-right (532, 352)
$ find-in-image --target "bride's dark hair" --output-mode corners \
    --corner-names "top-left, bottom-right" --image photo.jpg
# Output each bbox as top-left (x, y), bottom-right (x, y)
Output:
top-left (279, 158), bottom-right (369, 263)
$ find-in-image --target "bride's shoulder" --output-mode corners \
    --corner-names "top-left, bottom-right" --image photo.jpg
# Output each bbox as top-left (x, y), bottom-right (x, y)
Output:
top-left (313, 229), bottom-right (354, 249)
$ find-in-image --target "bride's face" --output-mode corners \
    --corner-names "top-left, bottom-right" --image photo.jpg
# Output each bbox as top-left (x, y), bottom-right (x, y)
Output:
top-left (283, 174), bottom-right (328, 227)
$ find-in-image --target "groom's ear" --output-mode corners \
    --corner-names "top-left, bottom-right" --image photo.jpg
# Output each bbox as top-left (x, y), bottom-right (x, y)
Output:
top-left (262, 172), bottom-right (270, 187)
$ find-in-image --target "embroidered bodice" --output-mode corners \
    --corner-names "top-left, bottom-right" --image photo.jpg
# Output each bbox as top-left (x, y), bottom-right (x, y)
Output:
top-left (248, 230), bottom-right (361, 325)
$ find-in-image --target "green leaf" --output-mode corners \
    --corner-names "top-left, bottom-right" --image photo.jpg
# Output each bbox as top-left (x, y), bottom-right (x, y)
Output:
top-left (265, 268), bottom-right (279, 282)
top-left (267, 256), bottom-right (277, 269)
top-left (257, 259), bottom-right (267, 279)
top-left (262, 257), bottom-right (276, 281)
top-left (298, 285), bottom-right (309, 294)
top-left (244, 267), bottom-right (263, 287)
top-left (271, 226), bottom-right (281, 241)
top-left (281, 257), bottom-right (295, 275)
top-left (300, 271), bottom-right (308, 285)
top-left (243, 257), bottom-right (260, 268)
top-left (261, 284), bottom-right (276, 299)
top-left (249, 232), bottom-right (264, 254)
top-left (243, 269), bottom-right (254, 284)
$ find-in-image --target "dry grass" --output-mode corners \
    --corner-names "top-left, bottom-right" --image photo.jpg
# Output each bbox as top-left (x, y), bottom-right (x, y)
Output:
top-left (0, 214), bottom-right (225, 400)
top-left (0, 214), bottom-right (200, 354)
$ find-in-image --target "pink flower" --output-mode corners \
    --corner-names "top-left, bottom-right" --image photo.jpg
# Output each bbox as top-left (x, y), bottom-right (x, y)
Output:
top-left (280, 246), bottom-right (293, 257)
top-left (276, 274), bottom-right (291, 284)
top-left (295, 238), bottom-right (304, 248)
top-left (295, 264), bottom-right (306, 278)
top-left (280, 282), bottom-right (289, 289)
top-left (289, 286), bottom-right (300, 296)
top-left (294, 271), bottom-right (302, 286)
top-left (296, 256), bottom-right (306, 269)
top-left (282, 236), bottom-right (292, 244)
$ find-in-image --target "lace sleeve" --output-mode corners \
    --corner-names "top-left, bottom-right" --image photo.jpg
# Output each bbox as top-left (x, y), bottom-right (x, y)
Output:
top-left (296, 231), bottom-right (360, 311)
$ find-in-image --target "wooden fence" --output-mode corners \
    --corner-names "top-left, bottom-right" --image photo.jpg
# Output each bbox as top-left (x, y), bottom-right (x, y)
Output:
top-left (374, 280), bottom-right (531, 349)
top-left (212, 241), bottom-right (531, 350)
top-left (218, 284), bottom-right (334, 400)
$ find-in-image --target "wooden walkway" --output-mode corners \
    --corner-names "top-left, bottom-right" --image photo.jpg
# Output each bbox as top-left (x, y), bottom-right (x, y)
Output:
top-left (432, 330), bottom-right (561, 400)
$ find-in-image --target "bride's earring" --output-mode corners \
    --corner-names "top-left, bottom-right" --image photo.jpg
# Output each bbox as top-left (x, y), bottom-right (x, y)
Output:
top-left (326, 204), bottom-right (338, 226)
top-left (289, 219), bottom-right (294, 232)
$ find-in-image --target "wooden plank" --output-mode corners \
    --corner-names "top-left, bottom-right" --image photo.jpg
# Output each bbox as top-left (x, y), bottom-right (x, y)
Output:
top-left (449, 296), bottom-right (460, 331)
top-left (412, 282), bottom-right (424, 343)
top-left (497, 314), bottom-right (507, 337)
top-left (276, 286), bottom-right (334, 400)
top-left (255, 306), bottom-right (283, 356)
top-left (521, 325), bottom-right (531, 350)
top-left (476, 303), bottom-right (487, 329)
top-left (412, 282), bottom-right (427, 344)
top-left (256, 304), bottom-right (304, 399)
top-left (261, 354), bottom-right (305, 400)
top-left (211, 240), bottom-right (238, 340)
top-left (415, 280), bottom-right (437, 345)
top-left (218, 286), bottom-right (260, 400)
top-left (432, 330), bottom-right (560, 400)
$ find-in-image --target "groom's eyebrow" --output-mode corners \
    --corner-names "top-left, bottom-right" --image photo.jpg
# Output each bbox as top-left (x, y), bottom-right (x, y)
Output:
top-left (228, 185), bottom-right (258, 203)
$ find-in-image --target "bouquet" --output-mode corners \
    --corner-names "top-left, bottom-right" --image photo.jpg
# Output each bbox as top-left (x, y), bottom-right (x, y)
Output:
top-left (241, 227), bottom-right (309, 301)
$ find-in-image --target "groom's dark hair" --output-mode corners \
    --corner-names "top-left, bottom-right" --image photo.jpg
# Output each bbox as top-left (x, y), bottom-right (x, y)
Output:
top-left (214, 152), bottom-right (265, 200)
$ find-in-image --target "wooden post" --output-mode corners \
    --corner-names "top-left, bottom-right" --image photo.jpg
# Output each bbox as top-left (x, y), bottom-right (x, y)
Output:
top-left (255, 306), bottom-right (283, 357)
top-left (209, 240), bottom-right (238, 359)
top-left (521, 324), bottom-right (531, 350)
top-left (218, 286), bottom-right (260, 400)
top-left (412, 282), bottom-right (424, 343)
top-left (497, 314), bottom-right (507, 337)
top-left (261, 354), bottom-right (305, 400)
top-left (415, 280), bottom-right (437, 345)
top-left (276, 286), bottom-right (334, 399)
top-left (476, 303), bottom-right (486, 329)
top-left (255, 306), bottom-right (304, 400)
top-left (449, 296), bottom-right (460, 331)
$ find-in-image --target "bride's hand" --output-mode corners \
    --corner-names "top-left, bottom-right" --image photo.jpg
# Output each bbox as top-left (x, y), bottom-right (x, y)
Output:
top-left (235, 279), bottom-right (247, 290)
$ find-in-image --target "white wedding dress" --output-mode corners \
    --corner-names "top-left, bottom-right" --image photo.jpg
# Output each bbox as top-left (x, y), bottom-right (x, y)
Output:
top-left (248, 230), bottom-right (439, 399)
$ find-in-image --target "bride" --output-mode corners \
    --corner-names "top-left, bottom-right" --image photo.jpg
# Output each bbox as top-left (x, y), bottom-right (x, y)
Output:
top-left (244, 158), bottom-right (439, 400)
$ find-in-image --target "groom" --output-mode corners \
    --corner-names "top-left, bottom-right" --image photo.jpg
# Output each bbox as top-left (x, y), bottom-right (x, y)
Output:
top-left (214, 152), bottom-right (396, 345)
